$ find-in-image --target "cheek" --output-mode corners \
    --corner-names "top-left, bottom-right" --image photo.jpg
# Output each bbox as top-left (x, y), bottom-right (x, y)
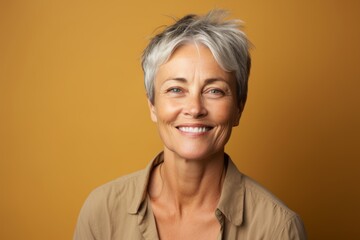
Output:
top-left (211, 102), bottom-right (238, 125)
top-left (216, 113), bottom-right (236, 127)
top-left (156, 99), bottom-right (182, 123)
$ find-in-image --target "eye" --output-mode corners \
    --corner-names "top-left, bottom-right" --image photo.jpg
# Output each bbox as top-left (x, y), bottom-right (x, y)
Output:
top-left (209, 89), bottom-right (224, 94)
top-left (168, 87), bottom-right (182, 93)
top-left (165, 87), bottom-right (185, 96)
top-left (206, 88), bottom-right (225, 96)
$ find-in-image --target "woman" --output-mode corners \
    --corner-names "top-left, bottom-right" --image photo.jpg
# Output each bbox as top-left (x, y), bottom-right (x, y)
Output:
top-left (74, 10), bottom-right (307, 240)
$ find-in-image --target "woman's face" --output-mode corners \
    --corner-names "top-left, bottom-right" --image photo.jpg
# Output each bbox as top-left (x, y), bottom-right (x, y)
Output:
top-left (148, 43), bottom-right (241, 161)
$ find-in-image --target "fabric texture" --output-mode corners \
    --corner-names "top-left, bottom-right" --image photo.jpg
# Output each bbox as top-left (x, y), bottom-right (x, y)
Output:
top-left (74, 153), bottom-right (307, 240)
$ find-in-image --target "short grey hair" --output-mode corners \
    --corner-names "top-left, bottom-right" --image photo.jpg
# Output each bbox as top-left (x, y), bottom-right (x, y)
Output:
top-left (141, 9), bottom-right (251, 106)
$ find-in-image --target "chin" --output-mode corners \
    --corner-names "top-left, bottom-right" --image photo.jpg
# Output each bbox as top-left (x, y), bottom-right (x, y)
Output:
top-left (166, 145), bottom-right (223, 161)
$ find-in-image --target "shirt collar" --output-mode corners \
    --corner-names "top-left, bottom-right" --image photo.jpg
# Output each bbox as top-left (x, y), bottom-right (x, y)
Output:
top-left (127, 152), bottom-right (245, 227)
top-left (216, 154), bottom-right (245, 226)
top-left (127, 152), bottom-right (164, 214)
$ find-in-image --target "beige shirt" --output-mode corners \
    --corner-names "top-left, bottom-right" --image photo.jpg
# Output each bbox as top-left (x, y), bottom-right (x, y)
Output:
top-left (74, 153), bottom-right (307, 239)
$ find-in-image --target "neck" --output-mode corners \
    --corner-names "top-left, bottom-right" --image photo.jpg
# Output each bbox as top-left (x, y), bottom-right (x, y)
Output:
top-left (154, 149), bottom-right (226, 215)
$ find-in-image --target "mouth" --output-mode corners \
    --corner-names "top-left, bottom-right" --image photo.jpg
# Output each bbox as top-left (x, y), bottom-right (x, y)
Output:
top-left (176, 126), bottom-right (213, 133)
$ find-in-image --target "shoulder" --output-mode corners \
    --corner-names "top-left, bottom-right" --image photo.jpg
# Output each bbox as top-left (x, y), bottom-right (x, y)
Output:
top-left (242, 174), bottom-right (294, 217)
top-left (74, 169), bottom-right (147, 239)
top-left (241, 175), bottom-right (307, 239)
top-left (85, 169), bottom-right (146, 211)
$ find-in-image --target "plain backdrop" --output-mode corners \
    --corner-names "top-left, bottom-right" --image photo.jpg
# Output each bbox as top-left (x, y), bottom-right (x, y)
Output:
top-left (1, 0), bottom-right (359, 239)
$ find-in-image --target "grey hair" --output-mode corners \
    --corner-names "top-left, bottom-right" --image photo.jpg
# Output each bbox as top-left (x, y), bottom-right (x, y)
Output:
top-left (141, 9), bottom-right (252, 106)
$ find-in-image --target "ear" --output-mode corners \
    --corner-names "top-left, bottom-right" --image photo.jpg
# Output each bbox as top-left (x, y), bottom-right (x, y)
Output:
top-left (233, 102), bottom-right (244, 127)
top-left (147, 99), bottom-right (158, 123)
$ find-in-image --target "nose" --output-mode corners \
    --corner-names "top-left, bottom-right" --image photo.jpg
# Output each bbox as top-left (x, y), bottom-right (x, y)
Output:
top-left (183, 93), bottom-right (208, 118)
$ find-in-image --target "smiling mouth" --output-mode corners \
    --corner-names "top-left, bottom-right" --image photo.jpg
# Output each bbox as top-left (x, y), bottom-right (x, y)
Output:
top-left (177, 126), bottom-right (213, 133)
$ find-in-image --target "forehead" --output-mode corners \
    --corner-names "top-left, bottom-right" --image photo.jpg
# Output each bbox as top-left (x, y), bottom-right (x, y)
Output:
top-left (167, 43), bottom-right (217, 67)
top-left (156, 43), bottom-right (232, 81)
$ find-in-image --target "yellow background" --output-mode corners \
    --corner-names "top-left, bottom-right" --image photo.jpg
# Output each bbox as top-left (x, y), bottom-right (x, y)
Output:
top-left (1, 0), bottom-right (359, 239)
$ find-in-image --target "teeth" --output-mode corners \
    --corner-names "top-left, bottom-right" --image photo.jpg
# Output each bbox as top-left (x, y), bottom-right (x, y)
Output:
top-left (178, 127), bottom-right (210, 133)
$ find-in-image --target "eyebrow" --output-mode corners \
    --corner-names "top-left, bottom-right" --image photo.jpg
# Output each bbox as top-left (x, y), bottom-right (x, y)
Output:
top-left (164, 77), bottom-right (229, 85)
top-left (164, 77), bottom-right (187, 83)
top-left (204, 78), bottom-right (229, 85)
